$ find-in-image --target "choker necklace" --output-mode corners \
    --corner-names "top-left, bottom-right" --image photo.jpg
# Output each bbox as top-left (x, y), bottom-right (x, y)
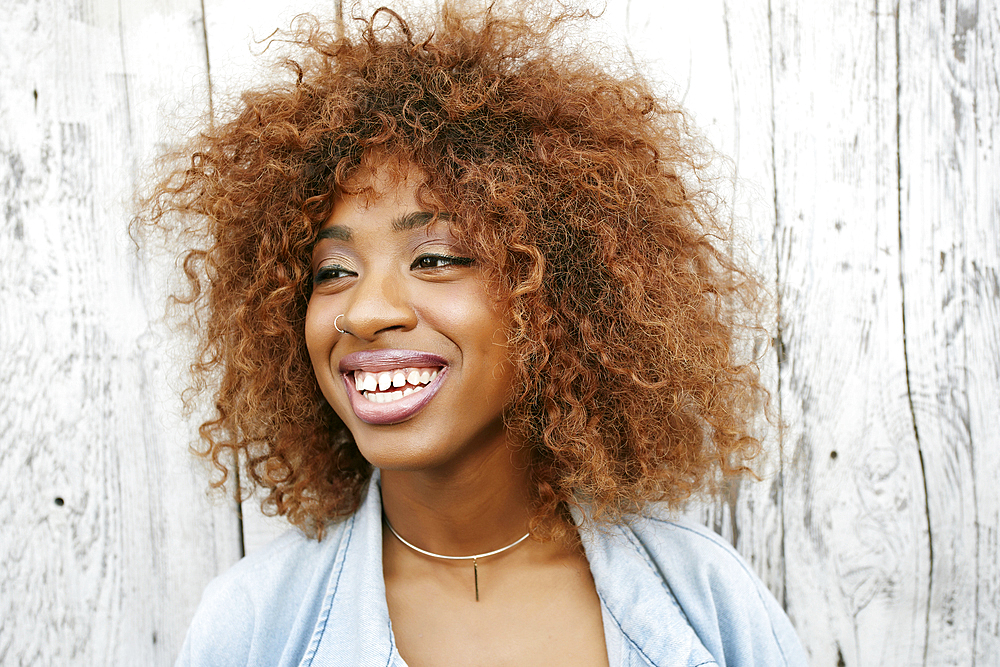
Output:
top-left (384, 517), bottom-right (530, 601)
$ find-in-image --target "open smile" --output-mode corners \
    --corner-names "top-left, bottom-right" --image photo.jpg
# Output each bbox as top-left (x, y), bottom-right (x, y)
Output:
top-left (339, 350), bottom-right (448, 425)
top-left (353, 367), bottom-right (440, 403)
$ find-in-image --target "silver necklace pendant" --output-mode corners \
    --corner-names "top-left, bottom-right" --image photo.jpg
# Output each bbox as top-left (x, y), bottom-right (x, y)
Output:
top-left (384, 516), bottom-right (531, 601)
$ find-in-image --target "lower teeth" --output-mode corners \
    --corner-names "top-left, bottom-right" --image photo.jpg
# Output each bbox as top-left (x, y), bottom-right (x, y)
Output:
top-left (365, 385), bottom-right (423, 403)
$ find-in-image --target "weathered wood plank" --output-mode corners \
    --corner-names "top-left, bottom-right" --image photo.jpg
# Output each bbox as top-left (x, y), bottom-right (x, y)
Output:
top-left (897, 1), bottom-right (997, 663)
top-left (770, 1), bottom-right (932, 664)
top-left (712, 0), bottom-right (785, 608)
top-left (971, 6), bottom-right (1000, 661)
top-left (0, 0), bottom-right (242, 664)
top-left (201, 0), bottom-right (339, 110)
top-left (607, 0), bottom-right (785, 603)
top-left (897, 1), bottom-right (1000, 663)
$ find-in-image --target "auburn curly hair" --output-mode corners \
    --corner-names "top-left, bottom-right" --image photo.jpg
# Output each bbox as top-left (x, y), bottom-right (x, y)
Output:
top-left (139, 2), bottom-right (770, 540)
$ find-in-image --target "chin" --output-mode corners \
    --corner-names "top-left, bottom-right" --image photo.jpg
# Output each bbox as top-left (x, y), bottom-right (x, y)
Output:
top-left (356, 443), bottom-right (457, 473)
top-left (346, 420), bottom-right (451, 470)
top-left (347, 417), bottom-right (510, 475)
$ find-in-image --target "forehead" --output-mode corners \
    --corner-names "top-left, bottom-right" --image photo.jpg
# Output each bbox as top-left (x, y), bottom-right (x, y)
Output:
top-left (319, 159), bottom-right (423, 227)
top-left (318, 155), bottom-right (465, 238)
top-left (316, 169), bottom-right (456, 246)
top-left (340, 155), bottom-right (425, 200)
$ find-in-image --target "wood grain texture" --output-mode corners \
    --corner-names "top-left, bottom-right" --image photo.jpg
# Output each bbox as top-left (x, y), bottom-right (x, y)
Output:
top-left (609, 0), bottom-right (786, 602)
top-left (898, 1), bottom-right (979, 663)
top-left (771, 1), bottom-right (931, 664)
top-left (898, 1), bottom-right (1000, 663)
top-left (709, 0), bottom-right (785, 607)
top-left (970, 6), bottom-right (1000, 661)
top-left (0, 1), bottom-right (241, 664)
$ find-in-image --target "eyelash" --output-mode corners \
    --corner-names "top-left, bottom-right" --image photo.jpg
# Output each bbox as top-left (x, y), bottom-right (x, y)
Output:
top-left (312, 254), bottom-right (474, 285)
top-left (314, 265), bottom-right (353, 284)
top-left (410, 254), bottom-right (474, 270)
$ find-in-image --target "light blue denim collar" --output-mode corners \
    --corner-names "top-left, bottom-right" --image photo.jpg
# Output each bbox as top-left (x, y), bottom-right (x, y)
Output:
top-left (302, 472), bottom-right (715, 667)
top-left (573, 506), bottom-right (718, 666)
top-left (299, 472), bottom-right (399, 665)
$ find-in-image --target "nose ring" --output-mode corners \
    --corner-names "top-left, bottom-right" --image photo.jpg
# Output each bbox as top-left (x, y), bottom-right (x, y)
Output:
top-left (334, 314), bottom-right (348, 334)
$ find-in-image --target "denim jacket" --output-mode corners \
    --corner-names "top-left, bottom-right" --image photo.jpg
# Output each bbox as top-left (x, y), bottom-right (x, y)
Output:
top-left (177, 475), bottom-right (807, 666)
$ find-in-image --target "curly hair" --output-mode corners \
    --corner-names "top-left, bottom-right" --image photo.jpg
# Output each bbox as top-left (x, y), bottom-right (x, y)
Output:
top-left (139, 2), bottom-right (770, 540)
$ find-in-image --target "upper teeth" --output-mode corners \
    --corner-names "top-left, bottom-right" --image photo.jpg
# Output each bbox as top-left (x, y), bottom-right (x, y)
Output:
top-left (354, 367), bottom-right (439, 403)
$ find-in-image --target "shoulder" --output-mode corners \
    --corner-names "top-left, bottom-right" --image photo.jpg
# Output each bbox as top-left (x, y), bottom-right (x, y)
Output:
top-left (629, 514), bottom-right (761, 589)
top-left (626, 514), bottom-right (808, 667)
top-left (175, 520), bottom-right (352, 667)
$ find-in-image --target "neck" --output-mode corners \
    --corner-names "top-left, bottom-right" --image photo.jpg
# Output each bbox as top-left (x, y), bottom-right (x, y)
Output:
top-left (379, 443), bottom-right (532, 557)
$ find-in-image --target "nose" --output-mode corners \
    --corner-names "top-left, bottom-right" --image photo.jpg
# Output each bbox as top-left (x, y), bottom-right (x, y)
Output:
top-left (340, 268), bottom-right (418, 341)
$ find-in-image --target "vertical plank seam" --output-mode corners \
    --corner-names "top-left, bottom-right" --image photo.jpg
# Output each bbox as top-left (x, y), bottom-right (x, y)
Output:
top-left (235, 465), bottom-right (246, 559)
top-left (720, 0), bottom-right (742, 550)
top-left (765, 0), bottom-right (789, 613)
top-left (623, 0), bottom-right (640, 74)
top-left (199, 0), bottom-right (215, 122)
top-left (116, 0), bottom-right (134, 148)
top-left (892, 1), bottom-right (934, 662)
top-left (198, 0), bottom-right (242, 559)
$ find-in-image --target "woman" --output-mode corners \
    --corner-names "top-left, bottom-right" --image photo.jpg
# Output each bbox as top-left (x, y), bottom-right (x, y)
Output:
top-left (145, 3), bottom-right (807, 665)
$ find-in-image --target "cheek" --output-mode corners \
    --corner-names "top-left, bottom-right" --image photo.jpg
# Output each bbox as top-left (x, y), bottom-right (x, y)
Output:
top-left (432, 286), bottom-right (507, 344)
top-left (304, 304), bottom-right (348, 414)
top-left (304, 300), bottom-right (335, 378)
top-left (445, 290), bottom-right (514, 393)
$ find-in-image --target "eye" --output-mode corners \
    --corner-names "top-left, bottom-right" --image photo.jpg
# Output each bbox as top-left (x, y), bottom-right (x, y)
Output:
top-left (410, 254), bottom-right (475, 270)
top-left (313, 264), bottom-right (355, 284)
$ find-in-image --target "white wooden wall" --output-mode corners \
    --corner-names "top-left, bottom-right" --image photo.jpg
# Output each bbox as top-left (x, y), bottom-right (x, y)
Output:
top-left (1, 1), bottom-right (997, 665)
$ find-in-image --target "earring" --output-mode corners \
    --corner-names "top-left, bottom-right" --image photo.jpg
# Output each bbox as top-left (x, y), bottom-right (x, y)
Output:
top-left (334, 314), bottom-right (348, 334)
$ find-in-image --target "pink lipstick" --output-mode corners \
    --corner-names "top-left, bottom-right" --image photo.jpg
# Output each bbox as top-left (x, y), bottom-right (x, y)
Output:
top-left (339, 350), bottom-right (448, 425)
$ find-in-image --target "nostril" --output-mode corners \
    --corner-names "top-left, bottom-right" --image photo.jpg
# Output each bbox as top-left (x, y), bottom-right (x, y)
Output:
top-left (373, 324), bottom-right (409, 336)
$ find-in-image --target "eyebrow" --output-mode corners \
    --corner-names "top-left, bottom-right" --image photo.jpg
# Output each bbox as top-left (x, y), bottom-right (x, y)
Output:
top-left (393, 211), bottom-right (452, 231)
top-left (315, 211), bottom-right (452, 242)
top-left (315, 226), bottom-right (352, 241)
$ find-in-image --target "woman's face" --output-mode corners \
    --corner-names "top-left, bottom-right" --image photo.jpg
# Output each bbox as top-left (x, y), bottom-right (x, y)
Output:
top-left (305, 166), bottom-right (515, 473)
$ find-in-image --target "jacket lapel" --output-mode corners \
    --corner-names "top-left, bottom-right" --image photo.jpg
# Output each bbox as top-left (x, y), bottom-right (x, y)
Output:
top-left (302, 474), bottom-right (405, 666)
top-left (581, 520), bottom-right (718, 667)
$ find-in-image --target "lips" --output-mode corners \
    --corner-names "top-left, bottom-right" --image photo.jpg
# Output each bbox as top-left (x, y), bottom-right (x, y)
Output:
top-left (339, 350), bottom-right (448, 425)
